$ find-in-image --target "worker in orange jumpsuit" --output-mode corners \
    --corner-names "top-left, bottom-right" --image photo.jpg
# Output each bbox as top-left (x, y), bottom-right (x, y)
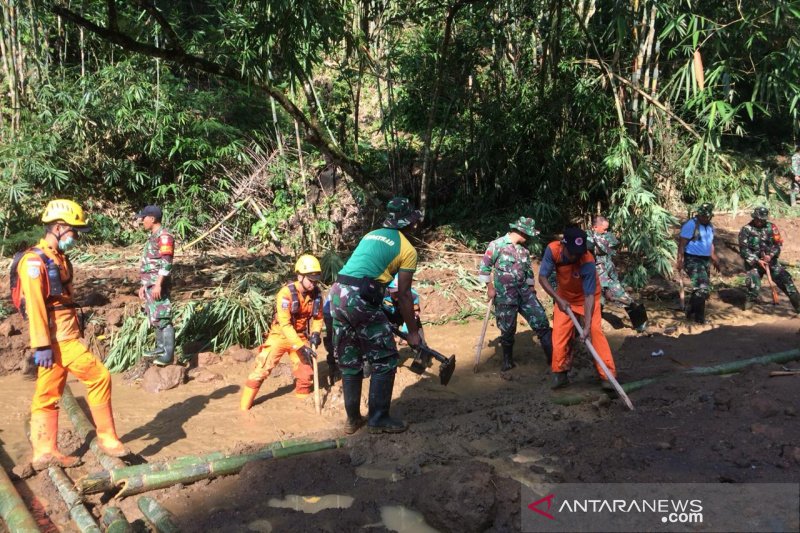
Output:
top-left (15, 200), bottom-right (129, 470)
top-left (538, 226), bottom-right (617, 390)
top-left (240, 254), bottom-right (324, 410)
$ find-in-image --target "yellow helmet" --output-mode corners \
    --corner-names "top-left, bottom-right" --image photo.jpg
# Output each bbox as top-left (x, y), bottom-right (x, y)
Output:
top-left (41, 199), bottom-right (90, 229)
top-left (295, 254), bottom-right (322, 276)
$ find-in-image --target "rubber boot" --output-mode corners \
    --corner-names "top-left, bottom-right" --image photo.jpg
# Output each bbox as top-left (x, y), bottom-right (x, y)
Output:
top-left (342, 373), bottom-right (366, 434)
top-left (367, 371), bottom-right (407, 434)
top-left (625, 302), bottom-right (648, 332)
top-left (692, 294), bottom-right (706, 324)
top-left (89, 402), bottom-right (130, 458)
top-left (30, 410), bottom-right (82, 470)
top-left (240, 381), bottom-right (261, 411)
top-left (789, 293), bottom-right (800, 314)
top-left (551, 371), bottom-right (570, 389)
top-left (501, 344), bottom-right (516, 371)
top-left (143, 327), bottom-right (164, 359)
top-left (538, 329), bottom-right (553, 366)
top-left (154, 324), bottom-right (175, 366)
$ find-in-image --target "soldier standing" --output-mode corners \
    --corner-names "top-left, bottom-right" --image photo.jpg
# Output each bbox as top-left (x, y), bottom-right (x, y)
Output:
top-left (676, 203), bottom-right (720, 324)
top-left (477, 217), bottom-right (552, 371)
top-left (136, 205), bottom-right (176, 366)
top-left (329, 197), bottom-right (422, 435)
top-left (791, 147), bottom-right (800, 207)
top-left (738, 207), bottom-right (800, 312)
top-left (16, 200), bottom-right (128, 469)
top-left (586, 216), bottom-right (648, 332)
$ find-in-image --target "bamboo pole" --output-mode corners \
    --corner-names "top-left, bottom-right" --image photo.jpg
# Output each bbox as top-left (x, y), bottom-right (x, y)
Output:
top-left (137, 497), bottom-right (179, 533)
top-left (61, 386), bottom-right (127, 471)
top-left (79, 438), bottom-right (345, 497)
top-left (102, 506), bottom-right (133, 533)
top-left (552, 349), bottom-right (800, 406)
top-left (48, 466), bottom-right (102, 533)
top-left (77, 437), bottom-right (315, 494)
top-left (178, 201), bottom-right (246, 252)
top-left (0, 455), bottom-right (38, 532)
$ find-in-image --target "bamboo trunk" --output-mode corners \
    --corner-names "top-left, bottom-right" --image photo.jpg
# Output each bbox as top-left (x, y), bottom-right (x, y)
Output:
top-left (61, 386), bottom-right (127, 471)
top-left (0, 453), bottom-right (38, 532)
top-left (79, 438), bottom-right (345, 497)
top-left (48, 466), bottom-right (102, 533)
top-left (102, 506), bottom-right (133, 533)
top-left (137, 496), bottom-right (179, 533)
top-left (552, 349), bottom-right (800, 406)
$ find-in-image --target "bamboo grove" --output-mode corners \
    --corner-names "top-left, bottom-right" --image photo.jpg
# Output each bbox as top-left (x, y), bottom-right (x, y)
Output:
top-left (1, 0), bottom-right (799, 285)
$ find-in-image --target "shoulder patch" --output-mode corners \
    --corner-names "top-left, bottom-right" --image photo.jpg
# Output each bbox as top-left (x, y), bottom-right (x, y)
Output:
top-left (281, 298), bottom-right (290, 309)
top-left (27, 265), bottom-right (41, 279)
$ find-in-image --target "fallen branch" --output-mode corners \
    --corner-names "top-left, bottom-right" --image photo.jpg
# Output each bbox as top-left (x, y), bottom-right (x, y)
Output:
top-left (0, 445), bottom-right (39, 532)
top-left (137, 496), bottom-right (179, 533)
top-left (48, 466), bottom-right (102, 533)
top-left (179, 201), bottom-right (247, 252)
top-left (61, 386), bottom-right (127, 471)
top-left (80, 438), bottom-right (346, 497)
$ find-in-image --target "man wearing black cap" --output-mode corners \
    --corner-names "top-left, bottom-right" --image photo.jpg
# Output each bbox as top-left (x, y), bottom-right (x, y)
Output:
top-left (136, 205), bottom-right (176, 366)
top-left (538, 226), bottom-right (618, 390)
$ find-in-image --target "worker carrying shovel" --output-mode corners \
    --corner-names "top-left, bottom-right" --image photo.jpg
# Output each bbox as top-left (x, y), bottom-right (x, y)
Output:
top-left (538, 226), bottom-right (618, 391)
top-left (240, 254), bottom-right (323, 410)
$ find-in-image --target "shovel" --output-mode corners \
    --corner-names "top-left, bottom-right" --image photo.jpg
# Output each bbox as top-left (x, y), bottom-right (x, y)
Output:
top-left (473, 304), bottom-right (493, 373)
top-left (762, 260), bottom-right (780, 305)
top-left (392, 327), bottom-right (456, 386)
top-left (565, 307), bottom-right (634, 410)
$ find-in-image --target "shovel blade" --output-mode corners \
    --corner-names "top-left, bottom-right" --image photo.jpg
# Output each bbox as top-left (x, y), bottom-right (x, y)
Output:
top-left (438, 355), bottom-right (456, 386)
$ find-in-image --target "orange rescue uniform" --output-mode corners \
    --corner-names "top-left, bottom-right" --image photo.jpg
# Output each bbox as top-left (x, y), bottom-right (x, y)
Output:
top-left (19, 239), bottom-right (125, 463)
top-left (546, 241), bottom-right (616, 380)
top-left (243, 282), bottom-right (323, 404)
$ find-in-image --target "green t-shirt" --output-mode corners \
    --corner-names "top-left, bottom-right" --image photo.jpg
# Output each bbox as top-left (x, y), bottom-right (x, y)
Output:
top-left (339, 228), bottom-right (417, 284)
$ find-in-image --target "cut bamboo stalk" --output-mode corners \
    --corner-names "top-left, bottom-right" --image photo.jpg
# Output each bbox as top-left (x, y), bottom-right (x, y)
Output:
top-left (77, 437), bottom-right (316, 495)
top-left (48, 466), bottom-right (102, 533)
top-left (102, 506), bottom-right (133, 533)
top-left (0, 454), bottom-right (39, 532)
top-left (552, 349), bottom-right (800, 406)
top-left (61, 386), bottom-right (126, 471)
top-left (137, 496), bottom-right (179, 533)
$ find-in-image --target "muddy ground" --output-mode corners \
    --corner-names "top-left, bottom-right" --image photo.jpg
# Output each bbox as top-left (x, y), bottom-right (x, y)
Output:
top-left (1, 214), bottom-right (800, 532)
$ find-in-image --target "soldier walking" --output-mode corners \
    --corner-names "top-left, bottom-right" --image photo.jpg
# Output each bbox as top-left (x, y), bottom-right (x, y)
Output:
top-left (136, 205), bottom-right (177, 366)
top-left (738, 207), bottom-right (800, 312)
top-left (676, 203), bottom-right (720, 324)
top-left (15, 200), bottom-right (128, 469)
top-left (329, 197), bottom-right (422, 434)
top-left (477, 217), bottom-right (552, 371)
top-left (586, 216), bottom-right (648, 332)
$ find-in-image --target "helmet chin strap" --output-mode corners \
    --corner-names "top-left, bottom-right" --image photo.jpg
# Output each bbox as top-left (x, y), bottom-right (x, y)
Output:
top-left (46, 225), bottom-right (73, 242)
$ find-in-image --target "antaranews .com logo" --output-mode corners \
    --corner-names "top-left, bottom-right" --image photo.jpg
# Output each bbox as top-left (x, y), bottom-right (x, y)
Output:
top-left (521, 483), bottom-right (798, 533)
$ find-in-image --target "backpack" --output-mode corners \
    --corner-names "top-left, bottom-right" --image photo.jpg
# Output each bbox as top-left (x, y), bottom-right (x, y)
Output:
top-left (9, 247), bottom-right (67, 320)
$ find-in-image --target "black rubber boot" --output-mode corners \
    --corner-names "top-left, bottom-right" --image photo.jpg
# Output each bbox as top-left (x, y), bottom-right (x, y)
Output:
top-left (538, 329), bottom-right (553, 366)
top-left (500, 344), bottom-right (516, 371)
top-left (154, 324), bottom-right (175, 366)
top-left (691, 294), bottom-right (706, 324)
top-left (789, 293), bottom-right (800, 314)
top-left (625, 302), bottom-right (648, 332)
top-left (143, 327), bottom-right (164, 359)
top-left (342, 373), bottom-right (365, 434)
top-left (367, 372), bottom-right (407, 434)
top-left (551, 371), bottom-right (570, 389)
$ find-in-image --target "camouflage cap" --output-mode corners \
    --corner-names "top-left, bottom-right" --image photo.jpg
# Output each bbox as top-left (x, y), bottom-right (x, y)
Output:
top-left (695, 202), bottom-right (714, 217)
top-left (509, 216), bottom-right (540, 237)
top-left (382, 197), bottom-right (423, 229)
top-left (752, 206), bottom-right (769, 220)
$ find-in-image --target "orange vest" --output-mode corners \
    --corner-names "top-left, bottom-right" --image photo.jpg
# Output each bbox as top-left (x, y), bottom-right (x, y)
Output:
top-left (270, 281), bottom-right (324, 349)
top-left (17, 239), bottom-right (82, 348)
top-left (547, 241), bottom-right (601, 303)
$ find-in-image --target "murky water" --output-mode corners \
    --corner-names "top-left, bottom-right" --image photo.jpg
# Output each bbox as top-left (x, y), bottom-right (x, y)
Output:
top-left (379, 505), bottom-right (439, 533)
top-left (267, 494), bottom-right (354, 514)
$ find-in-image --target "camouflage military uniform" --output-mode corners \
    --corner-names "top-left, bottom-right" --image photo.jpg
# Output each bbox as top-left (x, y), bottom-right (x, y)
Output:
top-left (738, 209), bottom-right (799, 311)
top-left (586, 230), bottom-right (633, 306)
top-left (479, 217), bottom-right (552, 369)
top-left (792, 152), bottom-right (800, 206)
top-left (140, 226), bottom-right (174, 328)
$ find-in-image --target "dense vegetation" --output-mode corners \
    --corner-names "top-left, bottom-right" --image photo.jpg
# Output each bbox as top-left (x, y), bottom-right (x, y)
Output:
top-left (1, 0), bottom-right (799, 286)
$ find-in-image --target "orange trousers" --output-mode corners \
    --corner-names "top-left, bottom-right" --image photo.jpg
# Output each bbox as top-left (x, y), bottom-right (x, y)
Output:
top-left (245, 335), bottom-right (313, 395)
top-left (551, 301), bottom-right (616, 380)
top-left (32, 338), bottom-right (112, 414)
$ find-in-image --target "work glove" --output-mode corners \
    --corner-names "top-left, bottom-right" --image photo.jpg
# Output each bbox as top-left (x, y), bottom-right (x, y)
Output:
top-left (34, 347), bottom-right (54, 369)
top-left (309, 332), bottom-right (321, 349)
top-left (298, 346), bottom-right (315, 365)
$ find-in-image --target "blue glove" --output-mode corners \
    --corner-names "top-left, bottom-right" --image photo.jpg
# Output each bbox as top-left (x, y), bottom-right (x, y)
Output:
top-left (34, 348), bottom-right (54, 369)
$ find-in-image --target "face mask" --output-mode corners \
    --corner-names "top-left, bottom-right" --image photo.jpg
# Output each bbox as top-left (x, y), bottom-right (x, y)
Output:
top-left (58, 235), bottom-right (77, 252)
